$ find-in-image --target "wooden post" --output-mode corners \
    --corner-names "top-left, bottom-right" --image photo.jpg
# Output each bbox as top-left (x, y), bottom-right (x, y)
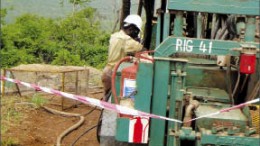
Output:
top-left (1, 69), bottom-right (6, 97)
top-left (85, 69), bottom-right (89, 95)
top-left (10, 71), bottom-right (22, 97)
top-left (74, 71), bottom-right (79, 107)
top-left (61, 72), bottom-right (65, 110)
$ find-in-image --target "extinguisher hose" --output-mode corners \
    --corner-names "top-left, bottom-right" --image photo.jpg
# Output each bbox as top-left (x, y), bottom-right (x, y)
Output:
top-left (111, 56), bottom-right (133, 104)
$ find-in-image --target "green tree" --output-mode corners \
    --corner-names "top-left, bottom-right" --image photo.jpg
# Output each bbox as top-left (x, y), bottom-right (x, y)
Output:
top-left (1, 14), bottom-right (59, 67)
top-left (51, 7), bottom-right (109, 68)
top-left (0, 8), bottom-right (8, 25)
top-left (1, 5), bottom-right (109, 69)
top-left (52, 49), bottom-right (84, 66)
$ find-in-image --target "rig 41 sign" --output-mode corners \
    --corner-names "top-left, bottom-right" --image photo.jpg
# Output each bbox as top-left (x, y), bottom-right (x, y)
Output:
top-left (175, 38), bottom-right (213, 54)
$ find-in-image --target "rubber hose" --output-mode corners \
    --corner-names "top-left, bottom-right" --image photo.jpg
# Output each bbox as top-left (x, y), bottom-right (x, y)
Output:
top-left (96, 91), bottom-right (111, 143)
top-left (42, 106), bottom-right (85, 146)
top-left (240, 74), bottom-right (249, 92)
top-left (211, 16), bottom-right (220, 39)
top-left (111, 56), bottom-right (132, 104)
top-left (232, 71), bottom-right (241, 97)
top-left (226, 56), bottom-right (234, 105)
top-left (226, 15), bottom-right (237, 39)
top-left (71, 124), bottom-right (99, 146)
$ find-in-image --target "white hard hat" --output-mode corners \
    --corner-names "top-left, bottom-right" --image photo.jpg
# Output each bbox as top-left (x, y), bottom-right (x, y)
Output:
top-left (123, 14), bottom-right (142, 31)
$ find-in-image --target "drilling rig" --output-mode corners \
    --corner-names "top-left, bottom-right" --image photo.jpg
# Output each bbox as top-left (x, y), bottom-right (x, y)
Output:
top-left (99, 0), bottom-right (260, 146)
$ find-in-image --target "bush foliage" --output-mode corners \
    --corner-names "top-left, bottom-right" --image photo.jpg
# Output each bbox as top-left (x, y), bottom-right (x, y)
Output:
top-left (1, 7), bottom-right (109, 69)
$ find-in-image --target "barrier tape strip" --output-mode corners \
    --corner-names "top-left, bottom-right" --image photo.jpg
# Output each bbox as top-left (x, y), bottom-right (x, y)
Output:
top-left (0, 76), bottom-right (182, 123)
top-left (186, 98), bottom-right (260, 123)
top-left (1, 76), bottom-right (259, 123)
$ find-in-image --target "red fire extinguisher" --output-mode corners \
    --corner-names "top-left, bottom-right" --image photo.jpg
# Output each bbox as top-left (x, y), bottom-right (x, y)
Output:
top-left (118, 62), bottom-right (138, 118)
top-left (111, 52), bottom-right (154, 105)
top-left (120, 62), bottom-right (138, 99)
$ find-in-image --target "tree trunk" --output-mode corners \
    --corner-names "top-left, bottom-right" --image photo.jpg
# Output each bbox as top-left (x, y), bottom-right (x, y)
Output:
top-left (120, 0), bottom-right (131, 29)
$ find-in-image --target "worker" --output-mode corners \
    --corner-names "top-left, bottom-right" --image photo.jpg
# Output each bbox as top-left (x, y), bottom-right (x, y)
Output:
top-left (101, 14), bottom-right (144, 101)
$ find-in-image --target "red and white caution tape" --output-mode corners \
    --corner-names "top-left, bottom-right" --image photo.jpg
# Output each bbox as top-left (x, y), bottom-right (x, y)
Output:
top-left (1, 76), bottom-right (259, 123)
top-left (0, 76), bottom-right (182, 123)
top-left (186, 98), bottom-right (260, 123)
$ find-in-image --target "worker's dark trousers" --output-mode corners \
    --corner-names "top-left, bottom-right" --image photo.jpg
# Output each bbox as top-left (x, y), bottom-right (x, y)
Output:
top-left (101, 66), bottom-right (112, 101)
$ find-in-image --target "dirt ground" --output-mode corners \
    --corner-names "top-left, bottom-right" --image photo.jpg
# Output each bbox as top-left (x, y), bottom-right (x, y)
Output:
top-left (1, 64), bottom-right (104, 146)
top-left (1, 91), bottom-right (103, 146)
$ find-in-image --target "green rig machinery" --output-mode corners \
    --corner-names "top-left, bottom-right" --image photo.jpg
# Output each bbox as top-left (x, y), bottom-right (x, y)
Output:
top-left (99, 0), bottom-right (260, 146)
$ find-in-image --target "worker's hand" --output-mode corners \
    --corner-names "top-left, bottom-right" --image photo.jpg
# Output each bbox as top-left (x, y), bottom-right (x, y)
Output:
top-left (139, 53), bottom-right (153, 63)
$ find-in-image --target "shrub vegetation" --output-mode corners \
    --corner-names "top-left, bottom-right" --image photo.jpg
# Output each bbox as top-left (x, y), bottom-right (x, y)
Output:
top-left (1, 6), bottom-right (109, 69)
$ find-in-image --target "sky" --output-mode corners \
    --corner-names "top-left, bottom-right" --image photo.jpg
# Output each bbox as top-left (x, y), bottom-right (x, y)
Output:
top-left (2, 0), bottom-right (140, 31)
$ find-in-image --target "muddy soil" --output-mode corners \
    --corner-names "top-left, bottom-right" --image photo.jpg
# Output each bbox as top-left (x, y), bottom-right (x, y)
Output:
top-left (2, 92), bottom-right (103, 146)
